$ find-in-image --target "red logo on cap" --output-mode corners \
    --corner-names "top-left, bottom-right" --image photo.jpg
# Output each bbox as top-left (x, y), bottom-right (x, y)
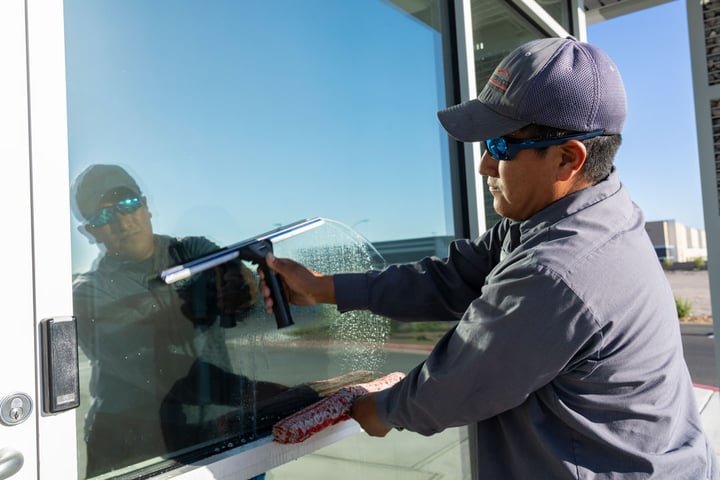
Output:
top-left (488, 68), bottom-right (510, 92)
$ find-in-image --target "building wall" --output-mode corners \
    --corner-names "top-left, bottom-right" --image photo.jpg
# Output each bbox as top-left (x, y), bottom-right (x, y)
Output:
top-left (645, 219), bottom-right (708, 262)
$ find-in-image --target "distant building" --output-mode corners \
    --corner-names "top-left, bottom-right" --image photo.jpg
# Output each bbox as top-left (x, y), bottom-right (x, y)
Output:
top-left (645, 220), bottom-right (707, 262)
top-left (373, 236), bottom-right (455, 265)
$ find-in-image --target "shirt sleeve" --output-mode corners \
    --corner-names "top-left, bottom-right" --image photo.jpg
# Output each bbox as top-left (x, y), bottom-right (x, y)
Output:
top-left (375, 262), bottom-right (599, 435)
top-left (334, 220), bottom-right (509, 322)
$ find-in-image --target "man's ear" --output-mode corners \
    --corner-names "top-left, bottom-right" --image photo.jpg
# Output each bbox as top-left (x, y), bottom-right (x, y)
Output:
top-left (142, 195), bottom-right (152, 220)
top-left (556, 140), bottom-right (587, 182)
top-left (78, 224), bottom-right (99, 245)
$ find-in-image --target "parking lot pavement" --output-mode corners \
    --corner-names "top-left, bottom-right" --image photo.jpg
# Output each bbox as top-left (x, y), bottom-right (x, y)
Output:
top-left (665, 270), bottom-right (713, 317)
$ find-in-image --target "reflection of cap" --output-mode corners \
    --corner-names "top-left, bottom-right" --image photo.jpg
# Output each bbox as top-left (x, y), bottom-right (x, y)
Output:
top-left (437, 36), bottom-right (627, 142)
top-left (72, 164), bottom-right (142, 220)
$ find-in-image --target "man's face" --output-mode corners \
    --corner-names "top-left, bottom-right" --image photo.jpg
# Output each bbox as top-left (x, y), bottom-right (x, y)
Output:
top-left (85, 193), bottom-right (155, 261)
top-left (479, 131), bottom-right (564, 222)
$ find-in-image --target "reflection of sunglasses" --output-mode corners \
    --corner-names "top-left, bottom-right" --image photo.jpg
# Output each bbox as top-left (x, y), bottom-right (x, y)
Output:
top-left (484, 129), bottom-right (604, 161)
top-left (88, 197), bottom-right (143, 227)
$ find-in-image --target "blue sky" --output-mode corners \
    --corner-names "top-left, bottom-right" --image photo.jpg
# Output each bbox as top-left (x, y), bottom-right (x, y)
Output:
top-left (587, 0), bottom-right (704, 230)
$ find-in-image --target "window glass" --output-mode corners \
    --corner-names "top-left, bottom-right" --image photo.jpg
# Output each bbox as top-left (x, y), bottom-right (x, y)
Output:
top-left (470, 0), bottom-right (546, 228)
top-left (64, 0), bottom-right (465, 478)
top-left (537, 0), bottom-right (573, 32)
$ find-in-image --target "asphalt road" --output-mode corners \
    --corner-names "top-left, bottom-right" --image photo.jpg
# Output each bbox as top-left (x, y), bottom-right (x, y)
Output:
top-left (681, 322), bottom-right (718, 387)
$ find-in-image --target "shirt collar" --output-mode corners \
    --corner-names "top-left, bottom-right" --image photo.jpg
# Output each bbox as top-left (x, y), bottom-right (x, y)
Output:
top-left (518, 168), bottom-right (625, 239)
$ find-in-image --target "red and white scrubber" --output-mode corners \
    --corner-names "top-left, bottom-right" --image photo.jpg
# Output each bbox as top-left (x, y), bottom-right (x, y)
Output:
top-left (272, 371), bottom-right (405, 444)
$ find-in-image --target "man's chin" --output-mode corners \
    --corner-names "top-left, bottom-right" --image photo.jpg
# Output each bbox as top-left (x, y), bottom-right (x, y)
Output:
top-left (109, 242), bottom-right (154, 261)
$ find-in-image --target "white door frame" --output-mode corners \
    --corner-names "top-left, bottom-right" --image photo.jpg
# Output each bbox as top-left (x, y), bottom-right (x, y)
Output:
top-left (26, 0), bottom-right (79, 477)
top-left (0, 0), bottom-right (39, 476)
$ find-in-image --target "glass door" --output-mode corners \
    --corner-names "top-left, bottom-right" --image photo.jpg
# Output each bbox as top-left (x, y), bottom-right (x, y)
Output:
top-left (18, 0), bottom-right (470, 478)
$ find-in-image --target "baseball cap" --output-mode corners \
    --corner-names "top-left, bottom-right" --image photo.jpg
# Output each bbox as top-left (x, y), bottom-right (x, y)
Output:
top-left (437, 36), bottom-right (627, 142)
top-left (72, 164), bottom-right (142, 220)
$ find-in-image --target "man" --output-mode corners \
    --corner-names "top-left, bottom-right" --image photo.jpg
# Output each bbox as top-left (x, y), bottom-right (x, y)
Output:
top-left (72, 164), bottom-right (317, 477)
top-left (261, 37), bottom-right (719, 478)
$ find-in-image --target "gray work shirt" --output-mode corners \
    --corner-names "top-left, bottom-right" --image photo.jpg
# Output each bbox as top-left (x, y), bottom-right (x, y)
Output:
top-left (73, 234), bottom-right (234, 414)
top-left (335, 171), bottom-right (718, 479)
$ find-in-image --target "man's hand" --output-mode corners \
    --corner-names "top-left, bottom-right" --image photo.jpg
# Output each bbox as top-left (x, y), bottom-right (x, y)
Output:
top-left (350, 392), bottom-right (393, 437)
top-left (259, 254), bottom-right (336, 314)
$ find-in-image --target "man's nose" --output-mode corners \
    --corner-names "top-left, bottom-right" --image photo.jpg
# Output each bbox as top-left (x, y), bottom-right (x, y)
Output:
top-left (111, 211), bottom-right (134, 230)
top-left (479, 150), bottom-right (499, 177)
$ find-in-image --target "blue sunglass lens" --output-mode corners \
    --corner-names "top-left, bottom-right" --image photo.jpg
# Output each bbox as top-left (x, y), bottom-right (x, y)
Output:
top-left (115, 197), bottom-right (142, 213)
top-left (485, 138), bottom-right (510, 160)
top-left (89, 197), bottom-right (142, 227)
top-left (89, 208), bottom-right (113, 227)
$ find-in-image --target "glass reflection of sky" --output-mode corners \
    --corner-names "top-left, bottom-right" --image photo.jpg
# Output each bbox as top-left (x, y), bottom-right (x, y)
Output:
top-left (64, 0), bottom-right (452, 273)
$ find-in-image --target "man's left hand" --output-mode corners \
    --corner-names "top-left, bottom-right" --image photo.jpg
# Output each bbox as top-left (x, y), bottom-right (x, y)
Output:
top-left (350, 392), bottom-right (393, 437)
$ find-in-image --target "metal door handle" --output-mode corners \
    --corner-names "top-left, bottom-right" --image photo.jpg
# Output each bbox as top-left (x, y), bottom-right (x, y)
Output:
top-left (0, 448), bottom-right (23, 480)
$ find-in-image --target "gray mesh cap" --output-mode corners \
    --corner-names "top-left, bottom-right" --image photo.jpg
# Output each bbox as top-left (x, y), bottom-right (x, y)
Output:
top-left (437, 36), bottom-right (627, 142)
top-left (72, 164), bottom-right (142, 220)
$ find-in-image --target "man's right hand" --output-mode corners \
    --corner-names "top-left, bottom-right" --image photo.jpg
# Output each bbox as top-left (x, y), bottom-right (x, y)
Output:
top-left (259, 254), bottom-right (336, 314)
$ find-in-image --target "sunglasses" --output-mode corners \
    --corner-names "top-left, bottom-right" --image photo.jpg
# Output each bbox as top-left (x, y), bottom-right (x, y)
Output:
top-left (87, 197), bottom-right (143, 227)
top-left (484, 129), bottom-right (605, 160)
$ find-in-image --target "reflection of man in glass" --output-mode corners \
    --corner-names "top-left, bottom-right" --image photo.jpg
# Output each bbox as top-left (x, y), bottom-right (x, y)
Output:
top-left (71, 164), bottom-right (317, 478)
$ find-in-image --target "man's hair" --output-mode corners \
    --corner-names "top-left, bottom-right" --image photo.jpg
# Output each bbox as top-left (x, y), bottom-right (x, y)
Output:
top-left (519, 124), bottom-right (622, 183)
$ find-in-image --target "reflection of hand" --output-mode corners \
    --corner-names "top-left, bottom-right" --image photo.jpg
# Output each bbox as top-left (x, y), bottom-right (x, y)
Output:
top-left (216, 264), bottom-right (258, 313)
top-left (259, 254), bottom-right (336, 314)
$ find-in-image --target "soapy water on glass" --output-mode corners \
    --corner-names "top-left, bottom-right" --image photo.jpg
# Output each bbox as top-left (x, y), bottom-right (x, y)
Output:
top-left (208, 219), bottom-right (393, 445)
top-left (274, 219), bottom-right (391, 373)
